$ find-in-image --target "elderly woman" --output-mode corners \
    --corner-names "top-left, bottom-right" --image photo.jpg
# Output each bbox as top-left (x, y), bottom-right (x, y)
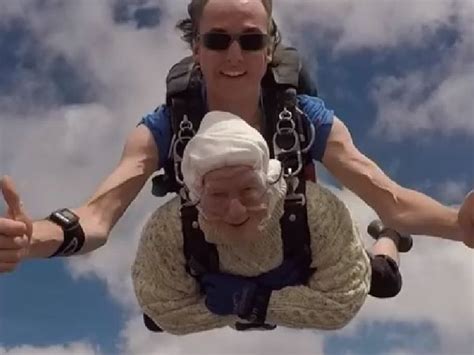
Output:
top-left (132, 111), bottom-right (410, 335)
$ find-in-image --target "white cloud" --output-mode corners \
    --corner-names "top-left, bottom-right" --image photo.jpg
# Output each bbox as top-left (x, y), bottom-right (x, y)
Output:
top-left (411, 179), bottom-right (470, 204)
top-left (1, 1), bottom-right (473, 355)
top-left (119, 315), bottom-right (325, 355)
top-left (331, 187), bottom-right (474, 355)
top-left (275, 0), bottom-right (474, 140)
top-left (370, 58), bottom-right (474, 140)
top-left (0, 0), bottom-right (188, 307)
top-left (275, 0), bottom-right (467, 51)
top-left (436, 179), bottom-right (470, 202)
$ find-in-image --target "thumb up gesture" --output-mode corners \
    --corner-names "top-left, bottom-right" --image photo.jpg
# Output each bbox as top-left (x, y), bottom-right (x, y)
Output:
top-left (0, 176), bottom-right (33, 273)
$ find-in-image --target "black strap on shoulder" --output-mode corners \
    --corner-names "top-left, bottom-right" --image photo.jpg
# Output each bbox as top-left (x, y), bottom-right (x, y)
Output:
top-left (181, 203), bottom-right (219, 284)
top-left (142, 201), bottom-right (219, 333)
top-left (262, 46), bottom-right (315, 158)
top-left (153, 57), bottom-right (220, 282)
top-left (166, 56), bottom-right (205, 129)
top-left (271, 88), bottom-right (315, 283)
top-left (280, 171), bottom-right (315, 283)
top-left (165, 56), bottom-right (196, 104)
top-left (265, 45), bottom-right (318, 97)
top-left (151, 58), bottom-right (206, 197)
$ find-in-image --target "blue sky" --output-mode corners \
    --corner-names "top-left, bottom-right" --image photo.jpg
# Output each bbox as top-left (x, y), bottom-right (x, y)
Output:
top-left (0, 1), bottom-right (473, 354)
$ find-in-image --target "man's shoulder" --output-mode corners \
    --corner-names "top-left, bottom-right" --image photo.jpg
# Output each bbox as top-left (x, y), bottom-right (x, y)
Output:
top-left (297, 94), bottom-right (334, 119)
top-left (140, 105), bottom-right (171, 125)
top-left (296, 94), bottom-right (327, 113)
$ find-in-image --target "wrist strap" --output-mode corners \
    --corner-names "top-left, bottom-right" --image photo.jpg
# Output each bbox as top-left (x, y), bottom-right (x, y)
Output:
top-left (49, 223), bottom-right (85, 258)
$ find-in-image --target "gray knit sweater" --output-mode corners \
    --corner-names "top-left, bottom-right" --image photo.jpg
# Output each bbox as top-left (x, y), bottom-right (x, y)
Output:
top-left (132, 182), bottom-right (371, 335)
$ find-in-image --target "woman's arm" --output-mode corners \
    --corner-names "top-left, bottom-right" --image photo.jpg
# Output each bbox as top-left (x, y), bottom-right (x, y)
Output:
top-left (131, 200), bottom-right (236, 335)
top-left (266, 184), bottom-right (371, 330)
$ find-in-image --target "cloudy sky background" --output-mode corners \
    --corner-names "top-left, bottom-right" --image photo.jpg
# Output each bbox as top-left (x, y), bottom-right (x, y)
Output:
top-left (0, 0), bottom-right (473, 354)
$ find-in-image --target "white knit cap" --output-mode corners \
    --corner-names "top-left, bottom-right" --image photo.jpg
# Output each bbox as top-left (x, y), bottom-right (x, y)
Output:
top-left (181, 111), bottom-right (280, 200)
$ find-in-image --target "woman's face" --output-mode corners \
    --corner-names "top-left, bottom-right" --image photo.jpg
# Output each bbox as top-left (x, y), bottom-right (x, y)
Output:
top-left (193, 0), bottom-right (272, 102)
top-left (198, 165), bottom-right (270, 243)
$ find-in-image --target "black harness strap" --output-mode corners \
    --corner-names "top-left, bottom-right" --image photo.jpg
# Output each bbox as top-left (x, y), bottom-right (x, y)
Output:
top-left (152, 58), bottom-right (205, 197)
top-left (273, 89), bottom-right (315, 283)
top-left (181, 203), bottom-right (219, 280)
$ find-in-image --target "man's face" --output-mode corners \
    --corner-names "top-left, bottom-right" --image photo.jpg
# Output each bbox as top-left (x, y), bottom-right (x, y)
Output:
top-left (199, 165), bottom-right (269, 243)
top-left (193, 0), bottom-right (271, 100)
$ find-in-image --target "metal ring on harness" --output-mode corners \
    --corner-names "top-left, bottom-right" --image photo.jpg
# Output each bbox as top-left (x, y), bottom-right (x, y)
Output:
top-left (173, 115), bottom-right (196, 187)
top-left (273, 129), bottom-right (300, 153)
top-left (273, 105), bottom-right (304, 178)
top-left (276, 108), bottom-right (296, 135)
top-left (179, 117), bottom-right (194, 132)
top-left (294, 106), bottom-right (316, 154)
top-left (272, 133), bottom-right (304, 178)
top-left (173, 136), bottom-right (192, 186)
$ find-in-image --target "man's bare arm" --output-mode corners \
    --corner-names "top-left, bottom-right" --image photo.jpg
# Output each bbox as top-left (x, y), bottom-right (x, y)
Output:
top-left (322, 117), bottom-right (461, 241)
top-left (28, 125), bottom-right (159, 258)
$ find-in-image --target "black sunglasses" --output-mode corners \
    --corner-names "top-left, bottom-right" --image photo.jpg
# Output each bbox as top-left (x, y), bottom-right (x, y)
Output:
top-left (200, 32), bottom-right (270, 51)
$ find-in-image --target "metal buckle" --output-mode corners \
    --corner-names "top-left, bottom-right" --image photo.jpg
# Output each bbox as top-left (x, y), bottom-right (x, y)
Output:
top-left (295, 106), bottom-right (316, 154)
top-left (172, 115), bottom-right (195, 186)
top-left (179, 187), bottom-right (199, 207)
top-left (273, 107), bottom-right (304, 177)
top-left (285, 174), bottom-right (306, 206)
top-left (285, 192), bottom-right (306, 206)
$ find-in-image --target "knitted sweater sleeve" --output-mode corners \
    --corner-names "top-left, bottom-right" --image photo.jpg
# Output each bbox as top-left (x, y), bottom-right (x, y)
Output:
top-left (131, 199), bottom-right (235, 335)
top-left (266, 184), bottom-right (371, 330)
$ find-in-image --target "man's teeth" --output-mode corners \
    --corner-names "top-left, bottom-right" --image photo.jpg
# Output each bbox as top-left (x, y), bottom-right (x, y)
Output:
top-left (222, 72), bottom-right (245, 77)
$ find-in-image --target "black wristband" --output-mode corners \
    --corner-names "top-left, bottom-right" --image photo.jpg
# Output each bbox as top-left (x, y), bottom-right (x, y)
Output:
top-left (49, 223), bottom-right (86, 258)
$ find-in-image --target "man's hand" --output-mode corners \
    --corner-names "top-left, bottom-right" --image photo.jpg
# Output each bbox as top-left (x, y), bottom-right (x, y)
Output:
top-left (459, 190), bottom-right (474, 248)
top-left (0, 176), bottom-right (33, 273)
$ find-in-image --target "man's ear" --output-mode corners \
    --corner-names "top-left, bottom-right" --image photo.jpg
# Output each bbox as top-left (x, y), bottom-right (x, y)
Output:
top-left (192, 40), bottom-right (200, 64)
top-left (266, 45), bottom-right (273, 63)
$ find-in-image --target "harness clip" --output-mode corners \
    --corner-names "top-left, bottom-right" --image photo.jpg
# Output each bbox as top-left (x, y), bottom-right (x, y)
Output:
top-left (285, 192), bottom-right (306, 206)
top-left (172, 114), bottom-right (196, 186)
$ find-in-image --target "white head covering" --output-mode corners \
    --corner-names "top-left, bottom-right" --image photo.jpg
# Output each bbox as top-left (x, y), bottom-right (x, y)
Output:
top-left (181, 111), bottom-right (281, 200)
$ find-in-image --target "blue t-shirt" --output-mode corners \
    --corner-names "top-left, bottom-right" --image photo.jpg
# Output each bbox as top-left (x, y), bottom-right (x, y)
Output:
top-left (139, 94), bottom-right (334, 170)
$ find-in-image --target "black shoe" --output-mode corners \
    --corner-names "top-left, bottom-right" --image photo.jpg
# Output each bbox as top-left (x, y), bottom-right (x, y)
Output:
top-left (367, 220), bottom-right (413, 253)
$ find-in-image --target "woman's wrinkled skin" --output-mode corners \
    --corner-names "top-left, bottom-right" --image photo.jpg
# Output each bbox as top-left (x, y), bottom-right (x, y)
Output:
top-left (198, 165), bottom-right (273, 244)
